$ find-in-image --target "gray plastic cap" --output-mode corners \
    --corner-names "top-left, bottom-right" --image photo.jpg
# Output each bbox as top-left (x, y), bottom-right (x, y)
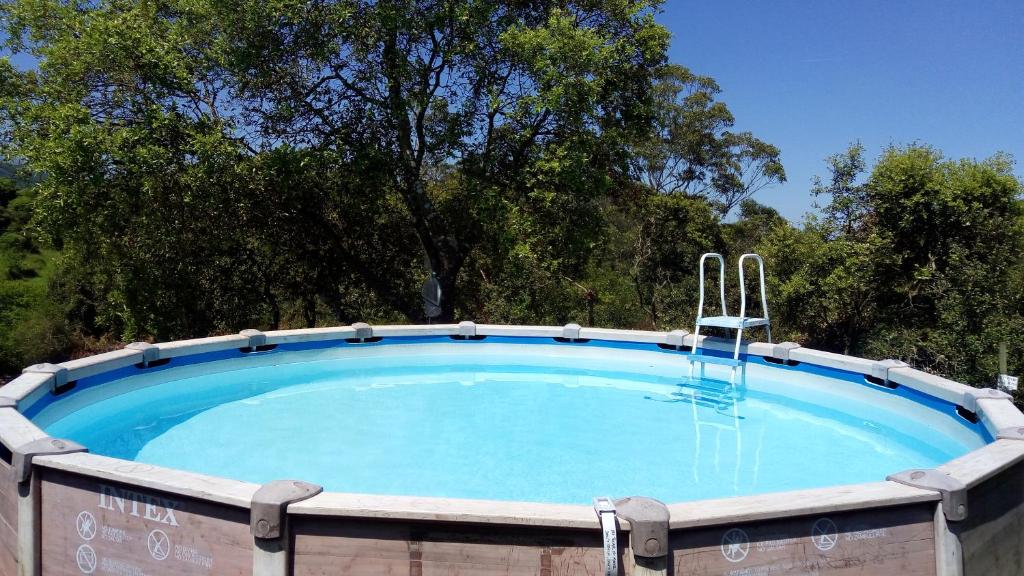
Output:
top-left (23, 363), bottom-right (69, 390)
top-left (351, 322), bottom-right (372, 340)
top-left (250, 480), bottom-right (323, 539)
top-left (887, 469), bottom-right (967, 521)
top-left (562, 323), bottom-right (582, 340)
top-left (239, 329), bottom-right (267, 350)
top-left (13, 437), bottom-right (87, 483)
top-left (871, 359), bottom-right (908, 382)
top-left (458, 321), bottom-right (477, 337)
top-left (665, 330), bottom-right (689, 348)
top-left (126, 342), bottom-right (160, 364)
top-left (771, 342), bottom-right (800, 361)
top-left (614, 496), bottom-right (670, 558)
top-left (997, 426), bottom-right (1024, 441)
top-left (962, 387), bottom-right (1014, 413)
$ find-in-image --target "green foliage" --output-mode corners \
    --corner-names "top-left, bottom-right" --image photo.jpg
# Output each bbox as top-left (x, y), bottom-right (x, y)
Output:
top-left (631, 64), bottom-right (785, 216)
top-left (0, 176), bottom-right (71, 374)
top-left (811, 142), bottom-right (869, 236)
top-left (625, 191), bottom-right (720, 329)
top-left (757, 216), bottom-right (878, 354)
top-left (865, 148), bottom-right (1023, 382)
top-left (1, 0), bottom-right (1022, 407)
top-left (759, 144), bottom-right (1024, 395)
top-left (2, 0), bottom-right (670, 332)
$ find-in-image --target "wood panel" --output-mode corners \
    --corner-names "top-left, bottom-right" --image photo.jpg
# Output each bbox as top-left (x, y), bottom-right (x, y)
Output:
top-left (670, 504), bottom-right (936, 576)
top-left (0, 459), bottom-right (17, 576)
top-left (39, 469), bottom-right (252, 576)
top-left (292, 517), bottom-right (617, 576)
top-left (955, 460), bottom-right (1024, 576)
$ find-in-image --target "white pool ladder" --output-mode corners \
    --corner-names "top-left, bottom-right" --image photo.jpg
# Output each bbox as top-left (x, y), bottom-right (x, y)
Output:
top-left (688, 253), bottom-right (772, 384)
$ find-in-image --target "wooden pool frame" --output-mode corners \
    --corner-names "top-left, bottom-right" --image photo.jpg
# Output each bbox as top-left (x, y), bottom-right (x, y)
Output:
top-left (0, 323), bottom-right (1022, 576)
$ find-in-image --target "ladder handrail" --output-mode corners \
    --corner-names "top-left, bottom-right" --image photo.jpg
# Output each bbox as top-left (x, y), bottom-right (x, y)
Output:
top-left (738, 253), bottom-right (769, 321)
top-left (692, 252), bottom-right (772, 385)
top-left (697, 253), bottom-right (727, 320)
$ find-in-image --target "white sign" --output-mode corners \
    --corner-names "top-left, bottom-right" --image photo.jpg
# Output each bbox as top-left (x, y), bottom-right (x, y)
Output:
top-left (76, 511), bottom-right (97, 541)
top-left (76, 544), bottom-right (97, 574)
top-left (147, 529), bottom-right (170, 561)
top-left (721, 528), bottom-right (750, 563)
top-left (998, 374), bottom-right (1018, 392)
top-left (811, 518), bottom-right (838, 551)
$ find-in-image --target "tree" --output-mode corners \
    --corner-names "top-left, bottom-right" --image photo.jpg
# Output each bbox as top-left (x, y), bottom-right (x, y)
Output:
top-left (757, 217), bottom-right (879, 354)
top-left (627, 192), bottom-right (720, 328)
top-left (0, 173), bottom-right (71, 375)
top-left (2, 0), bottom-right (670, 330)
top-left (864, 146), bottom-right (1024, 379)
top-left (630, 64), bottom-right (785, 215)
top-left (723, 199), bottom-right (786, 256)
top-left (760, 143), bottom-right (1024, 385)
top-left (811, 142), bottom-right (869, 237)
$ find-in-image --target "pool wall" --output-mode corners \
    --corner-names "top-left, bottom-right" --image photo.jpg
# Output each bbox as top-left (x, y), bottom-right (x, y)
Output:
top-left (0, 322), bottom-right (1021, 576)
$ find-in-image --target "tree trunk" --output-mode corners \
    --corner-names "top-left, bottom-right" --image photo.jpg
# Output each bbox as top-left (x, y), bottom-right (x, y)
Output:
top-left (435, 265), bottom-right (459, 322)
top-left (302, 294), bottom-right (317, 328)
top-left (264, 283), bottom-right (280, 330)
top-left (383, 29), bottom-right (464, 323)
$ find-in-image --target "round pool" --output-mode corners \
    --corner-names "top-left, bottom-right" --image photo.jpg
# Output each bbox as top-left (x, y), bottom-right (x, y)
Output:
top-left (26, 336), bottom-right (986, 504)
top-left (3, 324), bottom-right (1023, 576)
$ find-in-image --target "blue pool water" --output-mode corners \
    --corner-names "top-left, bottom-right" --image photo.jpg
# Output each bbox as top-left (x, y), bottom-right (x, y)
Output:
top-left (33, 341), bottom-right (987, 504)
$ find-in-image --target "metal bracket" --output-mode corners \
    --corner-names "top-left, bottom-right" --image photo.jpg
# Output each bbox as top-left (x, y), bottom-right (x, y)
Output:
top-left (614, 496), bottom-right (670, 558)
top-left (997, 426), bottom-right (1024, 441)
top-left (22, 363), bottom-right (69, 392)
top-left (251, 480), bottom-right (322, 539)
top-left (13, 438), bottom-right (87, 483)
top-left (665, 330), bottom-right (689, 348)
top-left (239, 329), bottom-right (267, 351)
top-left (593, 497), bottom-right (618, 576)
top-left (887, 469), bottom-right (968, 521)
top-left (126, 342), bottom-right (160, 366)
top-left (770, 342), bottom-right (800, 362)
top-left (871, 359), bottom-right (907, 383)
top-left (0, 397), bottom-right (17, 409)
top-left (962, 387), bottom-right (1014, 414)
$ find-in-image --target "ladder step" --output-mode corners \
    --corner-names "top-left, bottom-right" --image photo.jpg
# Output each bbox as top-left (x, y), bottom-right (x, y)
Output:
top-left (697, 316), bottom-right (770, 329)
top-left (675, 386), bottom-right (733, 404)
top-left (687, 354), bottom-right (742, 368)
top-left (677, 380), bottom-right (733, 396)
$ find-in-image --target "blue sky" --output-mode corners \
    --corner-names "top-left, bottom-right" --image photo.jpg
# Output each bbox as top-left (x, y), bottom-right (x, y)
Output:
top-left (659, 0), bottom-right (1024, 221)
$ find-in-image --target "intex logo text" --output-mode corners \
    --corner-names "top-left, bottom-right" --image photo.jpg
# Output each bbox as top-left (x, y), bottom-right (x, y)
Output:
top-left (97, 484), bottom-right (180, 527)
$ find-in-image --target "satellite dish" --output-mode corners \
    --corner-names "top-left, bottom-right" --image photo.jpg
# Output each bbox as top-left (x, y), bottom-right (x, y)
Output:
top-left (422, 273), bottom-right (442, 320)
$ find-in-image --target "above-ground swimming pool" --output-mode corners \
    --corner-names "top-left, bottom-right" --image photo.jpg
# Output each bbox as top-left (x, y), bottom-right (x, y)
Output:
top-left (29, 338), bottom-right (986, 504)
top-left (1, 323), bottom-right (1022, 576)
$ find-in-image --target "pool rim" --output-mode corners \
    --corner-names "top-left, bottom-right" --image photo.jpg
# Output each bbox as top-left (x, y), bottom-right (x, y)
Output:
top-left (2, 322), bottom-right (1023, 534)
